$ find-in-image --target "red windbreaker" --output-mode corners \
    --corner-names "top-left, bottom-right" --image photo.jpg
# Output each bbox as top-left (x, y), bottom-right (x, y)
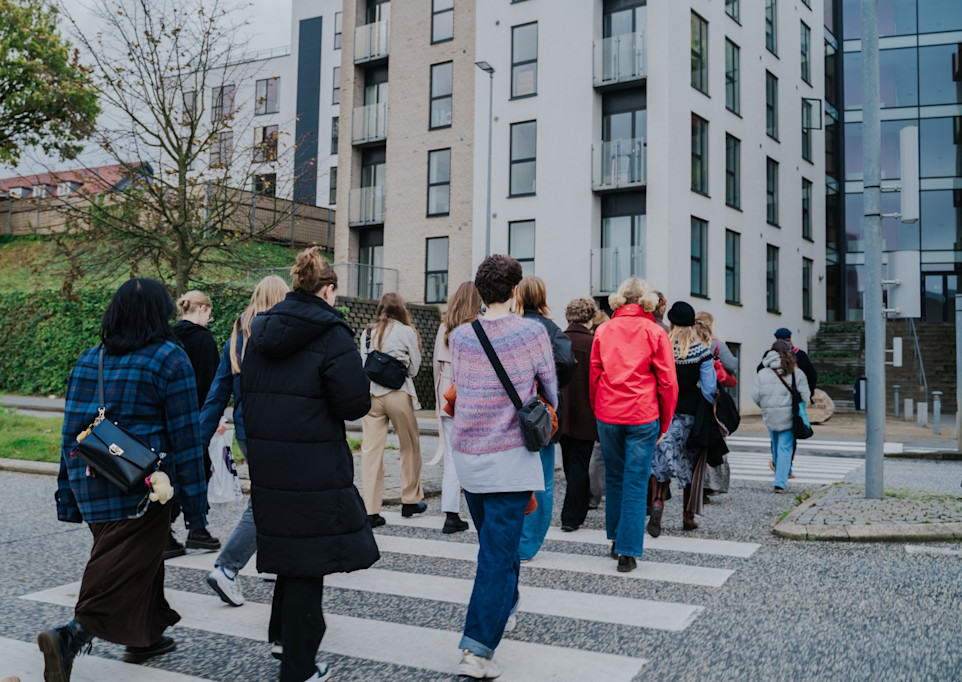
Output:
top-left (589, 304), bottom-right (678, 432)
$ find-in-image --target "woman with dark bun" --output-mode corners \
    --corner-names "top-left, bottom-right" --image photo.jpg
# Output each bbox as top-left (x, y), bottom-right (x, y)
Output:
top-left (241, 246), bottom-right (379, 682)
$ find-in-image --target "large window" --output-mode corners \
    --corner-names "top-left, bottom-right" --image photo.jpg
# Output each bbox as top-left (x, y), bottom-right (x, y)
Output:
top-left (725, 39), bottom-right (740, 114)
top-left (255, 78), bottom-right (279, 115)
top-left (430, 62), bottom-right (453, 129)
top-left (330, 117), bottom-right (339, 154)
top-left (427, 149), bottom-right (451, 216)
top-left (509, 121), bottom-right (537, 197)
top-left (802, 257), bottom-right (813, 320)
top-left (726, 134), bottom-right (740, 209)
top-left (802, 99), bottom-right (813, 162)
top-left (691, 12), bottom-right (708, 95)
top-left (329, 168), bottom-right (337, 206)
top-left (432, 0), bottom-right (454, 43)
top-left (509, 220), bottom-right (535, 275)
top-left (211, 84), bottom-right (235, 121)
top-left (766, 71), bottom-right (778, 140)
top-left (210, 131), bottom-right (233, 166)
top-left (511, 23), bottom-right (538, 98)
top-left (843, 48), bottom-right (919, 110)
top-left (726, 0), bottom-right (739, 22)
top-left (802, 178), bottom-right (813, 240)
top-left (332, 67), bottom-right (340, 105)
top-left (253, 125), bottom-right (278, 162)
top-left (691, 217), bottom-right (709, 297)
top-left (919, 0), bottom-right (962, 33)
top-left (919, 44), bottom-right (962, 106)
top-left (725, 230), bottom-right (741, 304)
top-left (800, 22), bottom-right (811, 83)
top-left (253, 173), bottom-right (275, 197)
top-left (691, 114), bottom-right (709, 195)
top-left (766, 245), bottom-right (780, 313)
top-left (765, 0), bottom-right (777, 55)
top-left (425, 237), bottom-right (449, 304)
top-left (766, 158), bottom-right (779, 225)
top-left (334, 12), bottom-right (342, 50)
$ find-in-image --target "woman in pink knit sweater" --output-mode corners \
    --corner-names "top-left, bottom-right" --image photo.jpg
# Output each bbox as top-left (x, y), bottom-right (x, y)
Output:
top-left (448, 254), bottom-right (557, 680)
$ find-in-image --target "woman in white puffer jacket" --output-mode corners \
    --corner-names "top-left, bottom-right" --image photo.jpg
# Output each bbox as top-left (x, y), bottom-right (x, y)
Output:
top-left (752, 340), bottom-right (811, 493)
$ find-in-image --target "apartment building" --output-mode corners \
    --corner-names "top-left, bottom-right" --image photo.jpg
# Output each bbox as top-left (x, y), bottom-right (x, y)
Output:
top-left (333, 0), bottom-right (477, 301)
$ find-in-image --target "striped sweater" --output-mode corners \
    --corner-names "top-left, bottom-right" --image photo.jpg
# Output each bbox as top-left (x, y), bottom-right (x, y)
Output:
top-left (449, 314), bottom-right (558, 455)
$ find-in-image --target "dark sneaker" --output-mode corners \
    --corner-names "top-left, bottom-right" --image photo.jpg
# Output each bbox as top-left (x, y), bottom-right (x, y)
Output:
top-left (186, 527), bottom-right (221, 551)
top-left (610, 541), bottom-right (618, 560)
top-left (163, 531), bottom-right (186, 560)
top-left (617, 555), bottom-right (637, 573)
top-left (38, 622), bottom-right (92, 682)
top-left (646, 500), bottom-right (663, 538)
top-left (122, 635), bottom-right (176, 663)
top-left (560, 524), bottom-right (579, 532)
top-left (368, 514), bottom-right (386, 528)
top-left (401, 501), bottom-right (427, 518)
top-left (442, 515), bottom-right (469, 534)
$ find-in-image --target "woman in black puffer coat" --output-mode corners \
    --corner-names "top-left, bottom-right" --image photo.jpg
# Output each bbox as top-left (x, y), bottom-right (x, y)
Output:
top-left (241, 247), bottom-right (379, 682)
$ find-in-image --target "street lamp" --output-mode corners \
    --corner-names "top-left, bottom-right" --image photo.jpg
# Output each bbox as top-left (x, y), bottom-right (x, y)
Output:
top-left (475, 61), bottom-right (495, 257)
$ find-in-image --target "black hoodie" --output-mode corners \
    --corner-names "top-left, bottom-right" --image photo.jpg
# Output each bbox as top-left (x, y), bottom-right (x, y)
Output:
top-left (240, 291), bottom-right (378, 577)
top-left (172, 319), bottom-right (220, 407)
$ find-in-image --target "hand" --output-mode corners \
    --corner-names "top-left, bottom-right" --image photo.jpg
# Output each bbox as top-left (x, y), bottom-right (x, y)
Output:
top-left (656, 432), bottom-right (666, 446)
top-left (216, 423), bottom-right (228, 435)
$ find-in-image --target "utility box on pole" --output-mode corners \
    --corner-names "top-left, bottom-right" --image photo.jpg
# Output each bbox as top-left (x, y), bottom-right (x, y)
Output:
top-left (885, 251), bottom-right (921, 319)
top-left (900, 126), bottom-right (919, 224)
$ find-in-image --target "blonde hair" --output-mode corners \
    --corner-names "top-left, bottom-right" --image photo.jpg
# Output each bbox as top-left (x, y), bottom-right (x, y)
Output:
top-left (565, 297), bottom-right (597, 325)
top-left (515, 276), bottom-right (550, 317)
top-left (176, 290), bottom-right (211, 319)
top-left (443, 282), bottom-right (482, 347)
top-left (591, 310), bottom-right (610, 332)
top-left (608, 277), bottom-right (658, 312)
top-left (694, 311), bottom-right (715, 346)
top-left (669, 325), bottom-right (698, 360)
top-left (291, 246), bottom-right (337, 293)
top-left (230, 275), bottom-right (289, 373)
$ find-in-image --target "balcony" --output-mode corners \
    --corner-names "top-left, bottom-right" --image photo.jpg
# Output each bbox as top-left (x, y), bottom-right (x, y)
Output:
top-left (348, 186), bottom-right (385, 226)
top-left (590, 245), bottom-right (646, 296)
top-left (593, 32), bottom-right (646, 88)
top-left (352, 102), bottom-right (388, 145)
top-left (332, 261), bottom-right (398, 300)
top-left (592, 138), bottom-right (646, 191)
top-left (354, 17), bottom-right (389, 64)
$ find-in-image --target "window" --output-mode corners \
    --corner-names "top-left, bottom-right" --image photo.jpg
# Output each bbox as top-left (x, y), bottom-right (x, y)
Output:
top-left (425, 237), bottom-right (449, 303)
top-left (511, 23), bottom-right (538, 98)
top-left (726, 0), bottom-right (739, 22)
top-left (254, 125), bottom-right (278, 162)
top-left (690, 12), bottom-right (708, 95)
top-left (801, 99), bottom-right (813, 162)
top-left (334, 12), bottom-right (342, 50)
top-left (211, 84), bottom-right (235, 121)
top-left (766, 71), bottom-right (778, 140)
top-left (766, 158), bottom-right (779, 225)
top-left (329, 168), bottom-right (337, 206)
top-left (919, 0), bottom-right (962, 34)
top-left (725, 230), bottom-right (740, 304)
top-left (691, 217), bottom-right (708, 297)
top-left (255, 77), bottom-right (280, 115)
top-left (427, 149), bottom-right (451, 216)
top-left (253, 173), bottom-right (276, 197)
top-left (691, 114), bottom-right (709, 195)
top-left (725, 39), bottom-right (740, 114)
top-left (509, 121), bottom-right (537, 197)
top-left (765, 0), bottom-right (777, 54)
top-left (509, 220), bottom-right (535, 275)
top-left (802, 257), bottom-right (813, 320)
top-left (726, 134), bottom-right (740, 209)
top-left (332, 67), bottom-right (340, 105)
top-left (210, 131), bottom-right (233, 166)
top-left (182, 90), bottom-right (196, 123)
top-left (802, 178), bottom-right (813, 240)
top-left (331, 117), bottom-right (339, 154)
top-left (432, 0), bottom-right (454, 43)
top-left (920, 44), bottom-right (962, 106)
top-left (430, 62), bottom-right (453, 129)
top-left (800, 22), bottom-right (811, 84)
top-left (766, 245), bottom-right (779, 312)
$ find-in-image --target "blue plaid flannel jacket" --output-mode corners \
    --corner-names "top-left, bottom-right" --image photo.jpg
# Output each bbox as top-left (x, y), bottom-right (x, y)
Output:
top-left (57, 340), bottom-right (208, 526)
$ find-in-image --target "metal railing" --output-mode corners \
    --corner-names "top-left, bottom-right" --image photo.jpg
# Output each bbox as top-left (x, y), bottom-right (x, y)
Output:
top-left (348, 186), bottom-right (385, 225)
top-left (332, 262), bottom-right (398, 300)
top-left (354, 18), bottom-right (390, 63)
top-left (593, 32), bottom-right (646, 87)
top-left (592, 138), bottom-right (647, 190)
top-left (352, 102), bottom-right (388, 144)
top-left (590, 245), bottom-right (645, 296)
top-left (908, 317), bottom-right (929, 401)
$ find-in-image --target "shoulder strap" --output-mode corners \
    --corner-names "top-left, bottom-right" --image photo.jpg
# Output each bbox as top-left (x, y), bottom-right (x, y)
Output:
top-left (97, 345), bottom-right (106, 410)
top-left (472, 320), bottom-right (523, 411)
top-left (774, 370), bottom-right (794, 395)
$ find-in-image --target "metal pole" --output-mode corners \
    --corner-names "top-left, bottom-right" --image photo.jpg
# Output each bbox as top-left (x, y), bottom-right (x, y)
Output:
top-left (933, 391), bottom-right (942, 435)
top-left (484, 71), bottom-right (494, 257)
top-left (861, 0), bottom-right (884, 499)
top-left (956, 295), bottom-right (962, 451)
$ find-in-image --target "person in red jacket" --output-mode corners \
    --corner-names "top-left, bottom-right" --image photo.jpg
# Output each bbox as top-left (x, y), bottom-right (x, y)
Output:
top-left (589, 277), bottom-right (678, 573)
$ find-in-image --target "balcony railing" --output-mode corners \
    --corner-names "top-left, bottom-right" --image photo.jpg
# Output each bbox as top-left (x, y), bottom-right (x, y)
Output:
top-left (590, 245), bottom-right (646, 296)
top-left (354, 18), bottom-right (390, 64)
top-left (592, 137), bottom-right (646, 191)
top-left (593, 32), bottom-right (646, 87)
top-left (352, 102), bottom-right (388, 145)
top-left (332, 261), bottom-right (398, 300)
top-left (348, 186), bottom-right (385, 226)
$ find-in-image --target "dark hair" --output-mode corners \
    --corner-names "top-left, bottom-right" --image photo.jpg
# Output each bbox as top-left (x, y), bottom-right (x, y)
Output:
top-left (771, 339), bottom-right (797, 375)
top-left (474, 254), bottom-right (523, 305)
top-left (101, 279), bottom-right (176, 355)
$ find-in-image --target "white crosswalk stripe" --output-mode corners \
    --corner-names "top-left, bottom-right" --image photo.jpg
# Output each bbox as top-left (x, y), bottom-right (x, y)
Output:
top-left (728, 450), bottom-right (864, 485)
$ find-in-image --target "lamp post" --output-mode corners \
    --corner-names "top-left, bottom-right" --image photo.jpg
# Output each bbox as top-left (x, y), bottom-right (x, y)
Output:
top-left (475, 61), bottom-right (495, 257)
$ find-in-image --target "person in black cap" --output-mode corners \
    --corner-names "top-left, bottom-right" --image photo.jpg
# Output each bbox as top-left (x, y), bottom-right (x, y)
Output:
top-left (758, 328), bottom-right (817, 397)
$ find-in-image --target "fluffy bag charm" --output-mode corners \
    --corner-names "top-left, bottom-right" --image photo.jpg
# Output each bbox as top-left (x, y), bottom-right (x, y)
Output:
top-left (147, 471), bottom-right (174, 504)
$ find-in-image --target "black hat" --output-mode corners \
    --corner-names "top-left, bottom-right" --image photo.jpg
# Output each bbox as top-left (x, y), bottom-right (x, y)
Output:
top-left (667, 301), bottom-right (696, 327)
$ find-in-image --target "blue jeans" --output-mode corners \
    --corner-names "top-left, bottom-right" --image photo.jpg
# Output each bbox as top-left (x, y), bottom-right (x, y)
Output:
top-left (460, 490), bottom-right (530, 659)
top-left (518, 444), bottom-right (555, 561)
top-left (770, 429), bottom-right (794, 490)
top-left (216, 496), bottom-right (257, 574)
top-left (597, 419), bottom-right (660, 558)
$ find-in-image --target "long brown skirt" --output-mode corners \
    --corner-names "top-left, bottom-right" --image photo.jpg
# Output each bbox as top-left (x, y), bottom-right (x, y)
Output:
top-left (73, 502), bottom-right (180, 647)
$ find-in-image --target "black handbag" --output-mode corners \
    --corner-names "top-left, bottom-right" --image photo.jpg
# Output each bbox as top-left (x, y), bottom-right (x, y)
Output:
top-left (472, 320), bottom-right (553, 452)
top-left (363, 331), bottom-right (408, 390)
top-left (776, 371), bottom-right (814, 441)
top-left (75, 346), bottom-right (162, 494)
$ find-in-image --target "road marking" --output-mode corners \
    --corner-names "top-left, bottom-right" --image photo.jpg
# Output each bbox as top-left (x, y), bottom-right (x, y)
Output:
top-left (904, 544), bottom-right (962, 557)
top-left (727, 436), bottom-right (914, 454)
top-left (728, 451), bottom-right (864, 486)
top-left (23, 583), bottom-right (648, 682)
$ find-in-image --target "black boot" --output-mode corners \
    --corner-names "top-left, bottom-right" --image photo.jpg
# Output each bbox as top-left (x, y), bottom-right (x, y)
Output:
top-left (163, 530), bottom-right (186, 560)
top-left (38, 621), bottom-right (92, 681)
top-left (186, 527), bottom-right (221, 550)
top-left (442, 512), bottom-right (469, 534)
top-left (401, 501), bottom-right (427, 517)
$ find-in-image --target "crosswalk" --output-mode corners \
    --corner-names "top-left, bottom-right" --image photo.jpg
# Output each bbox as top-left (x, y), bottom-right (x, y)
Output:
top-left (13, 512), bottom-right (762, 682)
top-left (725, 436), bottom-right (866, 486)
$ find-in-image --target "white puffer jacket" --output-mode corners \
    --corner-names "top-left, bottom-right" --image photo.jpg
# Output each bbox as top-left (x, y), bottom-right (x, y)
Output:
top-left (751, 350), bottom-right (811, 432)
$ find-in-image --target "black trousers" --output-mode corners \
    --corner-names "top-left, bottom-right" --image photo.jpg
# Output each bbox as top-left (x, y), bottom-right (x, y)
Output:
top-left (269, 575), bottom-right (326, 682)
top-left (560, 435), bottom-right (595, 528)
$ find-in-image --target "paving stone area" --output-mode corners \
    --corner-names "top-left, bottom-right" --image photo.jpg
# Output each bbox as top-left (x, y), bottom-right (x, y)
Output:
top-left (794, 483), bottom-right (962, 526)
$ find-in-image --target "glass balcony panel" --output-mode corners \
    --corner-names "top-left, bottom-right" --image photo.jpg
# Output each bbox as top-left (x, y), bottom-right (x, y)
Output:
top-left (348, 186), bottom-right (385, 226)
top-left (593, 32), bottom-right (646, 87)
top-left (590, 245), bottom-right (646, 296)
top-left (352, 102), bottom-right (388, 144)
top-left (354, 16), bottom-right (390, 63)
top-left (592, 138), bottom-right (647, 191)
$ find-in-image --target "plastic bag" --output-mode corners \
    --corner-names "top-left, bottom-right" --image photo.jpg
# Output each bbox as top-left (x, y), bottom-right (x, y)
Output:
top-left (207, 429), bottom-right (241, 504)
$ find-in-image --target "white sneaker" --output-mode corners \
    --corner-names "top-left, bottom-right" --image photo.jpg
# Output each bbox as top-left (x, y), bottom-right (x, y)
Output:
top-left (305, 663), bottom-right (332, 681)
top-left (206, 567), bottom-right (244, 606)
top-left (457, 650), bottom-right (501, 679)
top-left (270, 642), bottom-right (283, 660)
top-left (259, 572), bottom-right (277, 582)
top-left (504, 613), bottom-right (517, 632)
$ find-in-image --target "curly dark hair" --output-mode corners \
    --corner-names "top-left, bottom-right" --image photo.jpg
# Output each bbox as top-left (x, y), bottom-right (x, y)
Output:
top-left (474, 254), bottom-right (523, 305)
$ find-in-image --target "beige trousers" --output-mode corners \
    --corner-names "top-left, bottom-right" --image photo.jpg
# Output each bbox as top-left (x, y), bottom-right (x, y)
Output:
top-left (360, 391), bottom-right (424, 514)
